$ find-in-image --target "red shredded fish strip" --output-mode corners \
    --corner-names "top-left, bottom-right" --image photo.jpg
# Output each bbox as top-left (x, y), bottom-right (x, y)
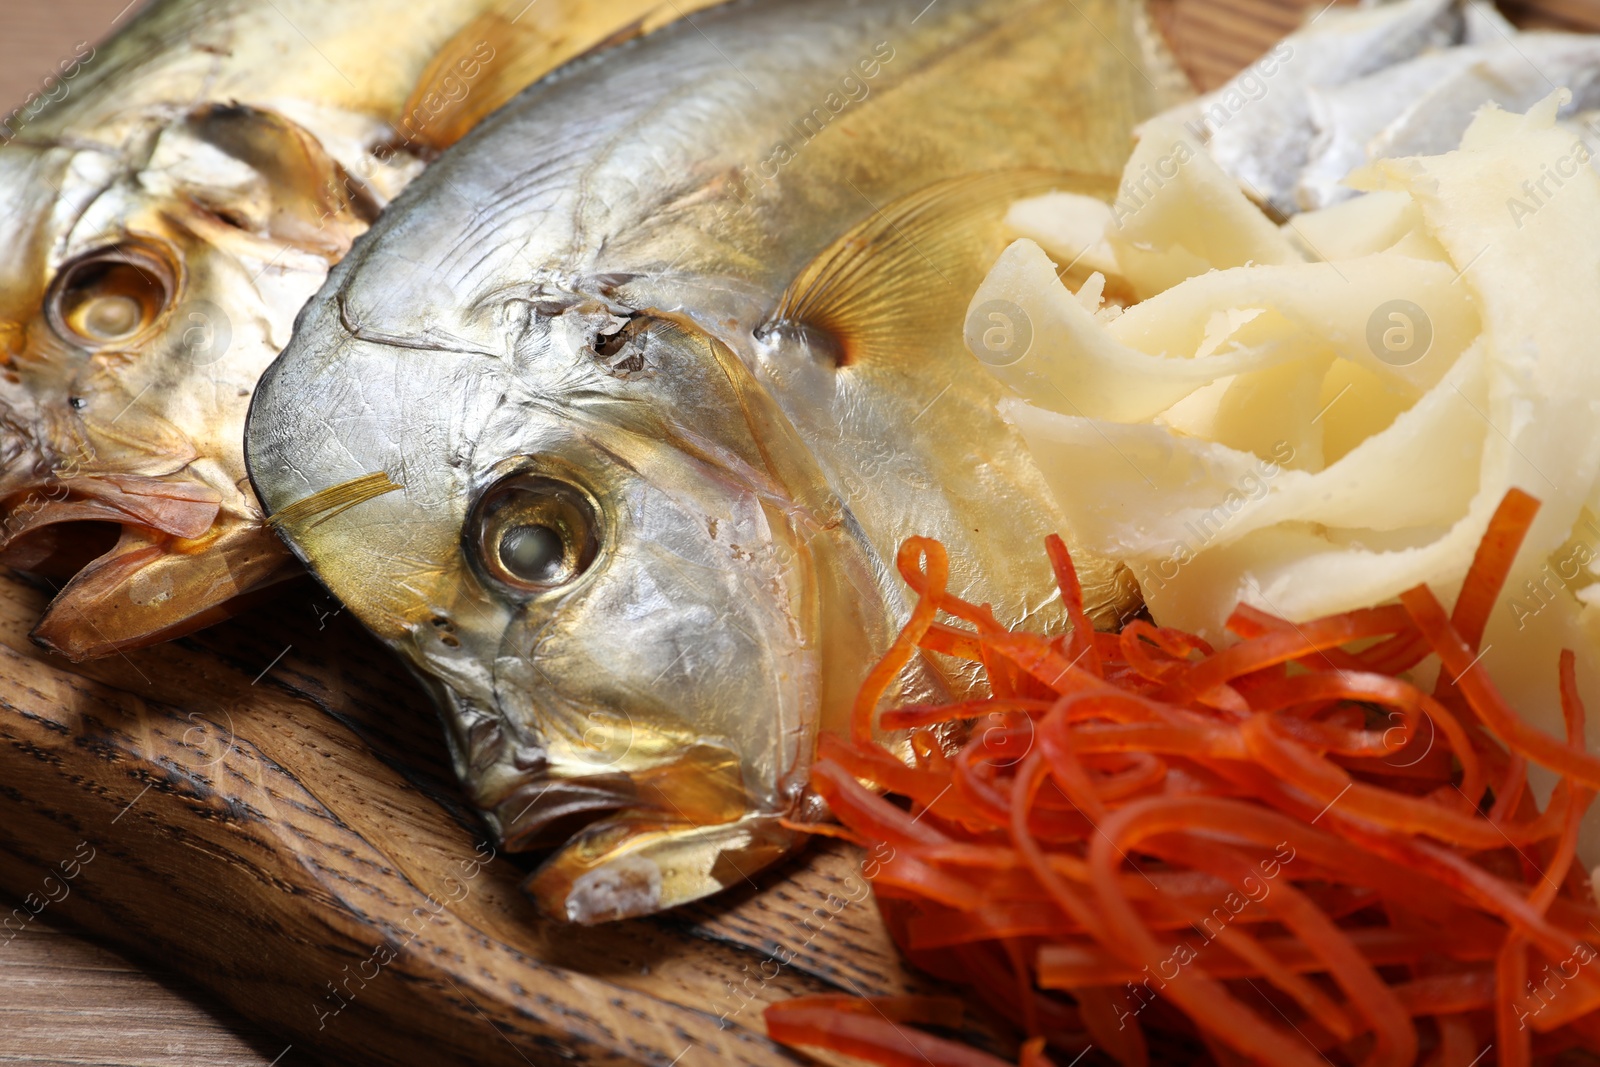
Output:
top-left (765, 489), bottom-right (1600, 1066)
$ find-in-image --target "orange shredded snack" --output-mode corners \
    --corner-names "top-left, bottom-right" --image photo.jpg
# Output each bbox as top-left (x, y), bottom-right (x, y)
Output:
top-left (764, 489), bottom-right (1600, 1067)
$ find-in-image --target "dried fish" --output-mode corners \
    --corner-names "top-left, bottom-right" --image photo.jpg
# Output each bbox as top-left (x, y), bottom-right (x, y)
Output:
top-left (0, 0), bottom-right (723, 659)
top-left (247, 0), bottom-right (1175, 920)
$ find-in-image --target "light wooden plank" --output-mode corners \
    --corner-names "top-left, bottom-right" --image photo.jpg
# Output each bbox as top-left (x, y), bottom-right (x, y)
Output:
top-left (0, 919), bottom-right (273, 1067)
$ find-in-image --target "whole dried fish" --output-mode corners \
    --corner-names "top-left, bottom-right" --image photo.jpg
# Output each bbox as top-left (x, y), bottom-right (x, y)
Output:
top-left (0, 0), bottom-right (721, 659)
top-left (1161, 0), bottom-right (1512, 216)
top-left (1299, 32), bottom-right (1600, 209)
top-left (247, 0), bottom-right (1177, 921)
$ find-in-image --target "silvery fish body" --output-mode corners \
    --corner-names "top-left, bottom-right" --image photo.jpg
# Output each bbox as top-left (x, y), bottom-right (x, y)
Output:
top-left (0, 0), bottom-right (722, 659)
top-left (1161, 0), bottom-right (1511, 216)
top-left (1296, 32), bottom-right (1600, 210)
top-left (247, 0), bottom-right (1179, 921)
top-left (1165, 0), bottom-right (1600, 216)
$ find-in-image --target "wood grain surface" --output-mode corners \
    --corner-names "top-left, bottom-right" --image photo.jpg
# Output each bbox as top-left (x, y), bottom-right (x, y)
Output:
top-left (0, 560), bottom-right (982, 1067)
top-left (3, 1), bottom-right (1600, 1067)
top-left (0, 923), bottom-right (275, 1067)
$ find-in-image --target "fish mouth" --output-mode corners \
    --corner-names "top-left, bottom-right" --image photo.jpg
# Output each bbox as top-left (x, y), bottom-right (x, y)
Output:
top-left (479, 738), bottom-right (758, 853)
top-left (435, 684), bottom-right (644, 852)
top-left (489, 773), bottom-right (639, 852)
top-left (0, 474), bottom-right (300, 660)
top-left (0, 473), bottom-right (223, 550)
top-left (476, 732), bottom-right (784, 923)
top-left (442, 685), bottom-right (759, 860)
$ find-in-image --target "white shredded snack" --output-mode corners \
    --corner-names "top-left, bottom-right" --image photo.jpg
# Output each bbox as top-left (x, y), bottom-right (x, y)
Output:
top-left (974, 92), bottom-right (1600, 856)
top-left (1004, 192), bottom-right (1121, 280)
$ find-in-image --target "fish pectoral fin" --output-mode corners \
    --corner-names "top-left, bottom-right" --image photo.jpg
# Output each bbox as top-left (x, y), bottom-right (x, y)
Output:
top-left (760, 169), bottom-right (1118, 368)
top-left (398, 0), bottom-right (732, 153)
top-left (525, 810), bottom-right (796, 924)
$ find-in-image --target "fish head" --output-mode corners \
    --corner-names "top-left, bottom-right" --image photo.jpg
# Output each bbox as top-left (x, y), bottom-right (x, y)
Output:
top-left (0, 104), bottom-right (387, 658)
top-left (250, 292), bottom-right (872, 917)
top-left (0, 146), bottom-right (69, 502)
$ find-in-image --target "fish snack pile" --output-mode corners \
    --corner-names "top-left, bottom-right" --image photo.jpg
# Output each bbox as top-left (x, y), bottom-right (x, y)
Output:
top-left (767, 489), bottom-right (1600, 1067)
top-left (979, 86), bottom-right (1600, 867)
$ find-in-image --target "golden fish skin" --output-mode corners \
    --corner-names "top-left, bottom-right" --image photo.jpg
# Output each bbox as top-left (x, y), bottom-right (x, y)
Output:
top-left (248, 0), bottom-right (1182, 921)
top-left (0, 0), bottom-right (726, 661)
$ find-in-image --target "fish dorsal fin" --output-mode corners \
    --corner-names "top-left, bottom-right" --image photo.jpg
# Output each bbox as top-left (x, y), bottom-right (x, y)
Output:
top-left (267, 472), bottom-right (402, 537)
top-left (761, 170), bottom-right (1116, 368)
top-left (398, 0), bottom-right (731, 153)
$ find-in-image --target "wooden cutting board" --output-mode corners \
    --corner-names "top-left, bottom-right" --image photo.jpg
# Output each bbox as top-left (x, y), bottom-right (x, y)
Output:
top-left (4, 1), bottom-right (1600, 1066)
top-left (0, 567), bottom-right (962, 1067)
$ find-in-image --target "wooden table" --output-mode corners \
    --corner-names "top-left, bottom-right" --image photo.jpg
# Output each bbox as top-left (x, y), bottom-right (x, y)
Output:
top-left (3, 1), bottom-right (1600, 1066)
top-left (0, 925), bottom-right (277, 1067)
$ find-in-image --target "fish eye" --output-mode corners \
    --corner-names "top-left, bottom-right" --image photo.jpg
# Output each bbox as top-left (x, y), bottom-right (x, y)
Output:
top-left (501, 524), bottom-right (565, 583)
top-left (472, 473), bottom-right (600, 594)
top-left (47, 243), bottom-right (176, 349)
